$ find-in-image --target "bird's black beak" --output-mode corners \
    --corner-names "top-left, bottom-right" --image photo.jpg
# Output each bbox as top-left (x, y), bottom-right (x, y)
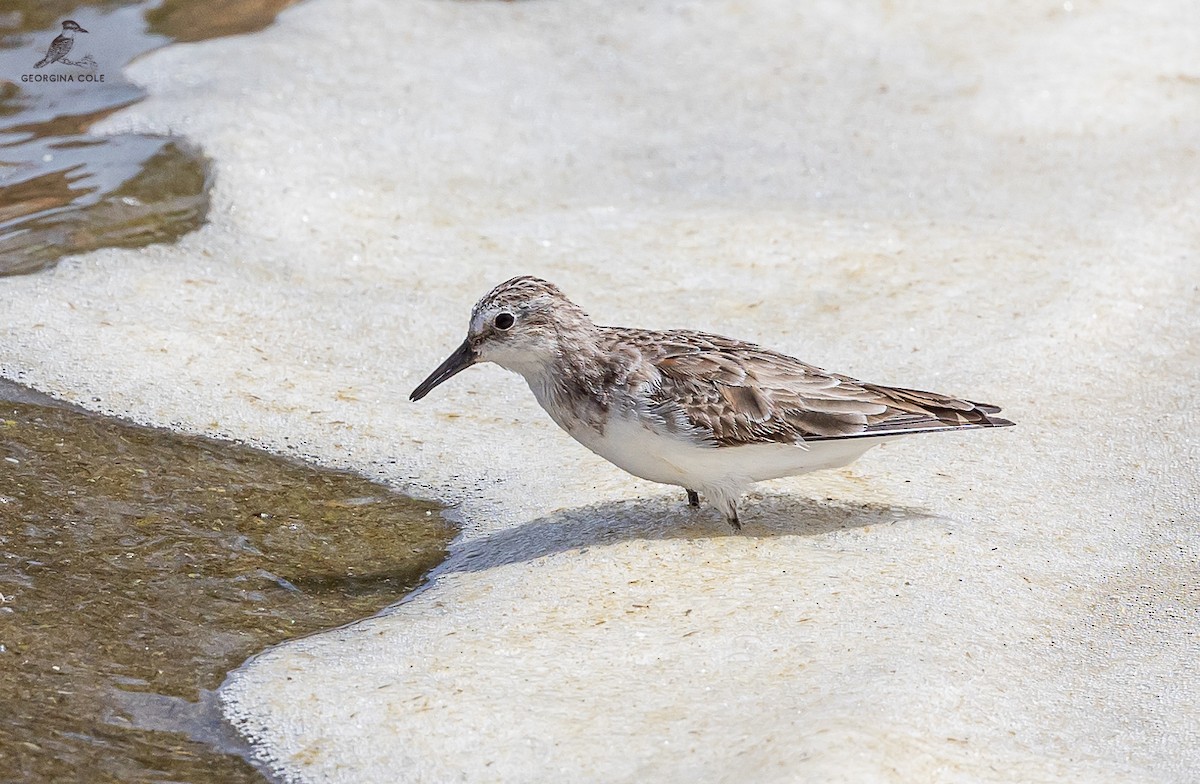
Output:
top-left (410, 340), bottom-right (477, 401)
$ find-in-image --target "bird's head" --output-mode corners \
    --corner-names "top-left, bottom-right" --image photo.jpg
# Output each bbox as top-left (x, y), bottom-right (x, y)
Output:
top-left (61, 20), bottom-right (88, 33)
top-left (410, 276), bottom-right (592, 401)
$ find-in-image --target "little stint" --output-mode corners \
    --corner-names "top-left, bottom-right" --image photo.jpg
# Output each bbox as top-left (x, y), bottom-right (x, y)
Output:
top-left (411, 276), bottom-right (1013, 529)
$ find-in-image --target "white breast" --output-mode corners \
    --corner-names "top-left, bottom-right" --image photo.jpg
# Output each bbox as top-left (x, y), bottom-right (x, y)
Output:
top-left (522, 368), bottom-right (885, 495)
top-left (565, 412), bottom-right (883, 491)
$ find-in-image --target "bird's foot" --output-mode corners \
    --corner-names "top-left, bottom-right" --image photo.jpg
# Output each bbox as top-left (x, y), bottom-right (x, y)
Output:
top-left (706, 490), bottom-right (743, 532)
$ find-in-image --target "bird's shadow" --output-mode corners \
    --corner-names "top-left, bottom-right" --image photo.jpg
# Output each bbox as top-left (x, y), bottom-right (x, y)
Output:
top-left (431, 491), bottom-right (932, 578)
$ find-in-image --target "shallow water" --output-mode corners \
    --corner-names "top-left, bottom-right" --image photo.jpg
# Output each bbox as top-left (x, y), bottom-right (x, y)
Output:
top-left (0, 387), bottom-right (452, 781)
top-left (0, 0), bottom-right (297, 275)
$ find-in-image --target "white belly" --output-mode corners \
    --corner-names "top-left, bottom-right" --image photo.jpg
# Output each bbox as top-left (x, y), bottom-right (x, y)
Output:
top-left (567, 414), bottom-right (883, 491)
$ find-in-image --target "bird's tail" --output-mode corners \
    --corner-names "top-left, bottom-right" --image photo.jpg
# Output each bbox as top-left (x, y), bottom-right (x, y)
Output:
top-left (802, 383), bottom-right (1015, 442)
top-left (34, 57), bottom-right (49, 68)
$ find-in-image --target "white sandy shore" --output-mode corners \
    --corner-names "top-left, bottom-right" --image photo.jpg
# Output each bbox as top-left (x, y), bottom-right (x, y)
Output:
top-left (2, 0), bottom-right (1198, 781)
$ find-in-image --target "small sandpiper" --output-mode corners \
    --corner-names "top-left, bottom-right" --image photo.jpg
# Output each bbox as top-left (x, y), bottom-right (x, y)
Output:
top-left (411, 276), bottom-right (1013, 530)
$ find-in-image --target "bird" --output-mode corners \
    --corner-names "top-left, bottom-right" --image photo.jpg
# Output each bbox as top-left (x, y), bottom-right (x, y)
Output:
top-left (410, 276), bottom-right (1014, 530)
top-left (34, 20), bottom-right (88, 69)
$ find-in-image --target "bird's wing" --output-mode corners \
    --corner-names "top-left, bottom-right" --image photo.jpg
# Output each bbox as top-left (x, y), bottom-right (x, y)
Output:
top-left (622, 328), bottom-right (1010, 447)
top-left (43, 34), bottom-right (72, 63)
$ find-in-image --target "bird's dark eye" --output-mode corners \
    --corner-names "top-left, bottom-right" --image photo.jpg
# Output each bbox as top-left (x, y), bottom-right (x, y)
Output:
top-left (494, 312), bottom-right (515, 330)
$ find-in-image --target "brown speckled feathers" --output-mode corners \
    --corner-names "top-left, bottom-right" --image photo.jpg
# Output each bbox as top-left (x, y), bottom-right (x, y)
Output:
top-left (599, 327), bottom-right (1013, 447)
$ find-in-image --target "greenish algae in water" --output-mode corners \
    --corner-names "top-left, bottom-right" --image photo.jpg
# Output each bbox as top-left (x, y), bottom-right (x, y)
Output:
top-left (146, 0), bottom-right (300, 43)
top-left (0, 396), bottom-right (452, 782)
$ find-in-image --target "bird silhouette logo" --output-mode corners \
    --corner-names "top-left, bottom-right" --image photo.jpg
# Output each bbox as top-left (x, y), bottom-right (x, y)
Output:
top-left (34, 20), bottom-right (93, 69)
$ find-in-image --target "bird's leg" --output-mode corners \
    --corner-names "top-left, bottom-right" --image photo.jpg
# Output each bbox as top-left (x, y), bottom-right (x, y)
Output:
top-left (726, 509), bottom-right (742, 532)
top-left (686, 489), bottom-right (700, 507)
top-left (710, 492), bottom-right (742, 532)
